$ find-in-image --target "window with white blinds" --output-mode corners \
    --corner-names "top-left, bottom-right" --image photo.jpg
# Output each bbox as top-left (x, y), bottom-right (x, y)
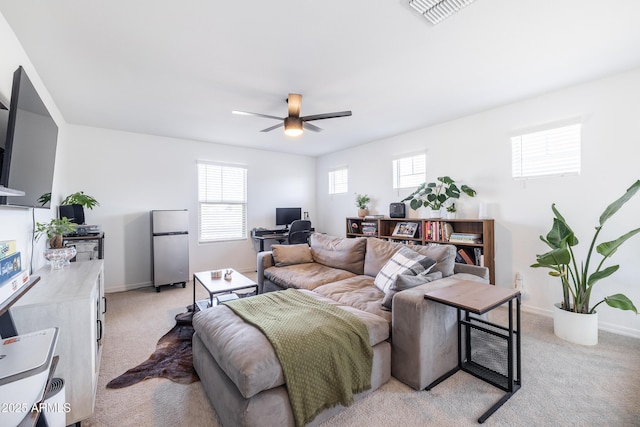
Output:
top-left (197, 161), bottom-right (247, 242)
top-left (512, 123), bottom-right (581, 179)
top-left (393, 153), bottom-right (426, 189)
top-left (328, 167), bottom-right (348, 194)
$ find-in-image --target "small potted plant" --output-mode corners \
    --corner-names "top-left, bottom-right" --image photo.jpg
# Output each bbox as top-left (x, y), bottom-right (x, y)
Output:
top-left (355, 193), bottom-right (371, 218)
top-left (446, 203), bottom-right (457, 219)
top-left (35, 217), bottom-right (78, 269)
top-left (531, 180), bottom-right (640, 345)
top-left (402, 176), bottom-right (476, 218)
top-left (59, 191), bottom-right (100, 224)
top-left (61, 191), bottom-right (100, 209)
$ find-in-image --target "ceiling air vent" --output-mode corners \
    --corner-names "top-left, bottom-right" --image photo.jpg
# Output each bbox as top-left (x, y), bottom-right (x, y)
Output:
top-left (409, 0), bottom-right (477, 25)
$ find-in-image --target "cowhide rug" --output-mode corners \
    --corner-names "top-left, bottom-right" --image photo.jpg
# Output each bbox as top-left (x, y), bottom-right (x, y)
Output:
top-left (106, 309), bottom-right (199, 388)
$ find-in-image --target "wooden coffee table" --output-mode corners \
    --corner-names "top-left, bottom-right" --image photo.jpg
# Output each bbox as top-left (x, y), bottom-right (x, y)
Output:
top-left (192, 268), bottom-right (258, 311)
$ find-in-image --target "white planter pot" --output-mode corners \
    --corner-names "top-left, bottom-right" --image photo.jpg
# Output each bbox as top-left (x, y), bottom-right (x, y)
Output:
top-left (552, 303), bottom-right (598, 345)
top-left (427, 208), bottom-right (441, 219)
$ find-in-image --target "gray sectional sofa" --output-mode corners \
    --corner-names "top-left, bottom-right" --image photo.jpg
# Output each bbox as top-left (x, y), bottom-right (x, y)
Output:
top-left (192, 232), bottom-right (489, 426)
top-left (257, 232), bottom-right (489, 390)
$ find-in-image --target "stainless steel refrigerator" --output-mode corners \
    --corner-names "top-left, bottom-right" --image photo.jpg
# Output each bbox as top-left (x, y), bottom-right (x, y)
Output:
top-left (151, 209), bottom-right (189, 292)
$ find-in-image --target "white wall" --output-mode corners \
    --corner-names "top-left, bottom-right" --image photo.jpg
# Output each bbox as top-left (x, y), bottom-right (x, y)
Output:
top-left (316, 68), bottom-right (640, 338)
top-left (1, 11), bottom-right (316, 294)
top-left (58, 125), bottom-right (316, 292)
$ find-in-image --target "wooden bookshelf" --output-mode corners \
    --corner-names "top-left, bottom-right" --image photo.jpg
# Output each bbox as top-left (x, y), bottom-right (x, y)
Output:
top-left (346, 217), bottom-right (495, 284)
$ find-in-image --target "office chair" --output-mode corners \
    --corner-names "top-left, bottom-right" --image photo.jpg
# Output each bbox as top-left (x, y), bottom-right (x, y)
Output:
top-left (288, 220), bottom-right (312, 245)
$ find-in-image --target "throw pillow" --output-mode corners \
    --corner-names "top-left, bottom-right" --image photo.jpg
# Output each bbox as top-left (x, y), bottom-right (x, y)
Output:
top-left (272, 244), bottom-right (313, 267)
top-left (373, 246), bottom-right (436, 294)
top-left (381, 271), bottom-right (443, 311)
top-left (309, 233), bottom-right (366, 275)
top-left (413, 244), bottom-right (457, 278)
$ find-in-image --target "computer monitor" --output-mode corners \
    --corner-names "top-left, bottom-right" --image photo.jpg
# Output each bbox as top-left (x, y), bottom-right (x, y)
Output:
top-left (275, 207), bottom-right (301, 227)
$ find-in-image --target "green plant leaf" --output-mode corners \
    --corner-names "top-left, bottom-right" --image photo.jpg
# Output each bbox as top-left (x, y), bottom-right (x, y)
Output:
top-left (545, 217), bottom-right (578, 249)
top-left (37, 192), bottom-right (51, 206)
top-left (460, 185), bottom-right (476, 197)
top-left (438, 176), bottom-right (454, 184)
top-left (409, 199), bottom-right (423, 210)
top-left (599, 180), bottom-right (640, 226)
top-left (587, 265), bottom-right (619, 287)
top-left (596, 228), bottom-right (640, 258)
top-left (604, 294), bottom-right (638, 314)
top-left (533, 247), bottom-right (571, 267)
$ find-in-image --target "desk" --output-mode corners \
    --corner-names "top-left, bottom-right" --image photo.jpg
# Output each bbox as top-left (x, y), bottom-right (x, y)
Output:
top-left (254, 233), bottom-right (288, 252)
top-left (424, 281), bottom-right (521, 424)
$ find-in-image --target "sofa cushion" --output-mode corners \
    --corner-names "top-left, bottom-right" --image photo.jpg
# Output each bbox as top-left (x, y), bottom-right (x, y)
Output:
top-left (271, 244), bottom-right (313, 266)
top-left (413, 244), bottom-right (457, 277)
top-left (363, 238), bottom-right (404, 277)
top-left (373, 246), bottom-right (436, 293)
top-left (310, 233), bottom-right (366, 275)
top-left (381, 271), bottom-right (443, 311)
top-left (313, 276), bottom-right (391, 323)
top-left (264, 263), bottom-right (356, 291)
top-left (192, 289), bottom-right (389, 399)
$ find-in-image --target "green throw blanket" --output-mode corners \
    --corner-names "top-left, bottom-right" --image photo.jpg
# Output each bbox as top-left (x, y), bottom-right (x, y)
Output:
top-left (223, 289), bottom-right (373, 427)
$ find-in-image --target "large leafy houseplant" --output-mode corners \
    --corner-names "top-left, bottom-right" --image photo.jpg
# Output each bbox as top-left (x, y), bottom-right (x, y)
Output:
top-left (401, 176), bottom-right (476, 211)
top-left (531, 180), bottom-right (640, 315)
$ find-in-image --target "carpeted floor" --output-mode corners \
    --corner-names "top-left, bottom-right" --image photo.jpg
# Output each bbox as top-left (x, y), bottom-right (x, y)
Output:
top-left (84, 278), bottom-right (640, 427)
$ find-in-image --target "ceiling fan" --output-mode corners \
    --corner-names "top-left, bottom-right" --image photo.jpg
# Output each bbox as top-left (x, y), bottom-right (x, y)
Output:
top-left (232, 93), bottom-right (352, 137)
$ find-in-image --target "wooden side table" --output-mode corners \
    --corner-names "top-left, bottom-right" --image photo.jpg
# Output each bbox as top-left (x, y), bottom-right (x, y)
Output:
top-left (424, 280), bottom-right (521, 424)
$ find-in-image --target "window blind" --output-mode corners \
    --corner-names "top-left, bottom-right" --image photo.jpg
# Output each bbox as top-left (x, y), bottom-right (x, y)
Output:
top-left (511, 123), bottom-right (581, 179)
top-left (197, 161), bottom-right (247, 242)
top-left (393, 153), bottom-right (426, 189)
top-left (329, 167), bottom-right (348, 194)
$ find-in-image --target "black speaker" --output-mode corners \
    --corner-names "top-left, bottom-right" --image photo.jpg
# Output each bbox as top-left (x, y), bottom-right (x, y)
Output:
top-left (59, 204), bottom-right (85, 224)
top-left (389, 203), bottom-right (406, 218)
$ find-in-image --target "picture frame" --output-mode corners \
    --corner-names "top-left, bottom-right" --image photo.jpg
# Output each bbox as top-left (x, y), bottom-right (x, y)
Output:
top-left (392, 222), bottom-right (418, 237)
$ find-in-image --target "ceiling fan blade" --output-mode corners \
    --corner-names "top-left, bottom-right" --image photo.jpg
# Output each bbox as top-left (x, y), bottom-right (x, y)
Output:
top-left (260, 122), bottom-right (284, 132)
top-left (232, 110), bottom-right (283, 121)
top-left (287, 94), bottom-right (302, 118)
top-left (301, 111), bottom-right (352, 122)
top-left (303, 122), bottom-right (323, 132)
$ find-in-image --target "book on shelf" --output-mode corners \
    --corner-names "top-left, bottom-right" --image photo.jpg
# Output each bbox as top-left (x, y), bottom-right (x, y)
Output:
top-left (457, 248), bottom-right (475, 265)
top-left (424, 221), bottom-right (453, 242)
top-left (364, 214), bottom-right (384, 219)
top-left (361, 221), bottom-right (378, 236)
top-left (455, 247), bottom-right (484, 266)
top-left (448, 232), bottom-right (482, 244)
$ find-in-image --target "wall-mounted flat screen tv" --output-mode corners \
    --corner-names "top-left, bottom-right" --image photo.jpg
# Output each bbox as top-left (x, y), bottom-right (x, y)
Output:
top-left (0, 66), bottom-right (58, 208)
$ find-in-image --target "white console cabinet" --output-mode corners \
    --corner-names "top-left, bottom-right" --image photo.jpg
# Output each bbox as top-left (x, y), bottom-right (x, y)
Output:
top-left (11, 260), bottom-right (105, 426)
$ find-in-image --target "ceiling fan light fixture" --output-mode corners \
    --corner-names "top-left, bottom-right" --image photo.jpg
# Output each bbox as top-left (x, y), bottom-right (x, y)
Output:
top-left (284, 117), bottom-right (303, 137)
top-left (409, 0), bottom-right (477, 25)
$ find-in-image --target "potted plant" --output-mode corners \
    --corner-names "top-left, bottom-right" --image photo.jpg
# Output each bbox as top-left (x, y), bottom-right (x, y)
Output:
top-left (61, 191), bottom-right (100, 209)
top-left (59, 191), bottom-right (100, 224)
top-left (401, 176), bottom-right (476, 218)
top-left (531, 180), bottom-right (640, 345)
top-left (35, 217), bottom-right (78, 269)
top-left (445, 203), bottom-right (457, 219)
top-left (355, 193), bottom-right (371, 218)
